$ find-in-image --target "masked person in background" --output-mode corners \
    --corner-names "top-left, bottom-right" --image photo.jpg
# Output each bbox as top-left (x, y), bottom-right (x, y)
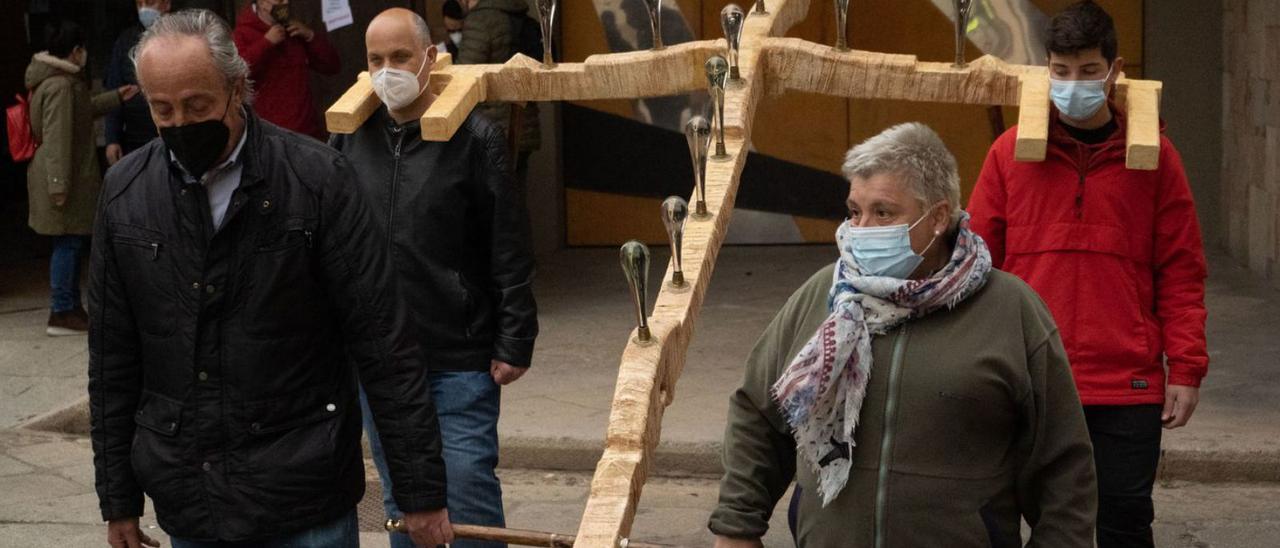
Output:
top-left (232, 0), bottom-right (340, 140)
top-left (330, 8), bottom-right (538, 548)
top-left (89, 10), bottom-right (451, 548)
top-left (710, 123), bottom-right (1096, 548)
top-left (439, 0), bottom-right (466, 59)
top-left (25, 20), bottom-right (138, 336)
top-left (105, 0), bottom-right (171, 166)
top-left (969, 3), bottom-right (1208, 546)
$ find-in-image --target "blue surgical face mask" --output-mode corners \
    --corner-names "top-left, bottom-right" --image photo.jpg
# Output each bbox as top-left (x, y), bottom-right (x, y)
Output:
top-left (840, 207), bottom-right (941, 279)
top-left (138, 7), bottom-right (162, 29)
top-left (1050, 65), bottom-right (1112, 121)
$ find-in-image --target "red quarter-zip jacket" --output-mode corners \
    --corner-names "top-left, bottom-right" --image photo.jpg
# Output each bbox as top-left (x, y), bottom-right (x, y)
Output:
top-left (968, 105), bottom-right (1208, 405)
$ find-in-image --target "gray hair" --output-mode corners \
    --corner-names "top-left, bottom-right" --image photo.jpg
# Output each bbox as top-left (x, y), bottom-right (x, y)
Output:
top-left (130, 9), bottom-right (254, 101)
top-left (841, 122), bottom-right (961, 211)
top-left (410, 12), bottom-right (433, 48)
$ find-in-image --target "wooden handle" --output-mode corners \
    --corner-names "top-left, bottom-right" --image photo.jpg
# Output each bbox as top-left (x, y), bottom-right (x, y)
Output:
top-left (384, 520), bottom-right (670, 548)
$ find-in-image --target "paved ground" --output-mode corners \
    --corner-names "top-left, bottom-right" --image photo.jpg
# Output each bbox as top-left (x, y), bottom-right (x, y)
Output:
top-left (2, 245), bottom-right (1279, 545)
top-left (1, 430), bottom-right (1279, 547)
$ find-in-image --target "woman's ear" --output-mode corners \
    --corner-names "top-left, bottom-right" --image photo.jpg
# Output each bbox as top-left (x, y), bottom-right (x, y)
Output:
top-left (932, 202), bottom-right (953, 236)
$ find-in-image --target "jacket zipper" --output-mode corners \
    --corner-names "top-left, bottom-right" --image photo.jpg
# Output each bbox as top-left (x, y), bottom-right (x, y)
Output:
top-left (874, 326), bottom-right (910, 548)
top-left (115, 237), bottom-right (161, 260)
top-left (388, 127), bottom-right (405, 255)
top-left (1074, 144), bottom-right (1088, 220)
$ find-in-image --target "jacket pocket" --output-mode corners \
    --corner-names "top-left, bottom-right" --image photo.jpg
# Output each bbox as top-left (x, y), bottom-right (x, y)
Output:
top-left (131, 392), bottom-right (184, 496)
top-left (238, 386), bottom-right (346, 481)
top-left (244, 391), bottom-right (343, 436)
top-left (1005, 223), bottom-right (1149, 379)
top-left (242, 217), bottom-right (323, 338)
top-left (110, 224), bottom-right (177, 337)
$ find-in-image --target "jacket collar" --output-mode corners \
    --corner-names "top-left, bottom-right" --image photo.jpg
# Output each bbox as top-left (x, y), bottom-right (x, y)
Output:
top-left (237, 108), bottom-right (267, 190)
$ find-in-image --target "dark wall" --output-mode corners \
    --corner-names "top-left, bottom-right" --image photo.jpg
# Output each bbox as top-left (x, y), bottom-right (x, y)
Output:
top-left (1144, 0), bottom-right (1224, 247)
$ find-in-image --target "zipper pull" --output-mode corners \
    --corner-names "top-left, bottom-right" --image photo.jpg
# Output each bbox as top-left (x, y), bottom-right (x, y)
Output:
top-left (150, 242), bottom-right (159, 261)
top-left (304, 230), bottom-right (313, 249)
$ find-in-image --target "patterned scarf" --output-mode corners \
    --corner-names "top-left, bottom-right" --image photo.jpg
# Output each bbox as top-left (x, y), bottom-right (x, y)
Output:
top-left (772, 212), bottom-right (992, 506)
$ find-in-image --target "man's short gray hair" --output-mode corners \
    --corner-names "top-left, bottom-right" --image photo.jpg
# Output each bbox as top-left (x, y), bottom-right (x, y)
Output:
top-left (411, 12), bottom-right (433, 48)
top-left (130, 9), bottom-right (254, 100)
top-left (841, 122), bottom-right (961, 211)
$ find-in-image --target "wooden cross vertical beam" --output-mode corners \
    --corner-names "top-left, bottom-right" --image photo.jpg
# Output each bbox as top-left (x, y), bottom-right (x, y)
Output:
top-left (571, 1), bottom-right (814, 545)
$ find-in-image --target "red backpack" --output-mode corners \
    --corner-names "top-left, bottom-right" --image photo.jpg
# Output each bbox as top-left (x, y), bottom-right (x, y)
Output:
top-left (6, 92), bottom-right (36, 163)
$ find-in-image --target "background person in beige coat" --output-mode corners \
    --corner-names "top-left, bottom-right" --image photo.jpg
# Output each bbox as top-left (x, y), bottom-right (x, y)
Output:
top-left (25, 20), bottom-right (136, 336)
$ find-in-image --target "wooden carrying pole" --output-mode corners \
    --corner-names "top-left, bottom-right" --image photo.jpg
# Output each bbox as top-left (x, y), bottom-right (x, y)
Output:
top-left (385, 520), bottom-right (671, 548)
top-left (330, 1), bottom-right (1168, 546)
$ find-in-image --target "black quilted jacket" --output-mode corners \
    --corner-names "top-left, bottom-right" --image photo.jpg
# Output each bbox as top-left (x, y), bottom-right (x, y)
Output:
top-left (88, 111), bottom-right (447, 542)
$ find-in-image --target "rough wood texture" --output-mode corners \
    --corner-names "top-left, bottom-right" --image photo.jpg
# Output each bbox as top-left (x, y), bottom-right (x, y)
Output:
top-left (1117, 79), bottom-right (1163, 170)
top-left (764, 40), bottom-right (1035, 105)
top-left (324, 12), bottom-right (1164, 170)
top-left (1015, 75), bottom-right (1051, 162)
top-left (324, 54), bottom-right (456, 135)
top-left (324, 71), bottom-right (378, 135)
top-left (422, 73), bottom-right (483, 141)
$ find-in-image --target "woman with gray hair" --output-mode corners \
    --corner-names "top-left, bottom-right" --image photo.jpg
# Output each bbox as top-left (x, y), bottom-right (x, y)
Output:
top-left (709, 123), bottom-right (1097, 547)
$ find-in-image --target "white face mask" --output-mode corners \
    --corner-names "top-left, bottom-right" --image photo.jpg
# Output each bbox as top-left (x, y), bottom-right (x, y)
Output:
top-left (371, 53), bottom-right (429, 110)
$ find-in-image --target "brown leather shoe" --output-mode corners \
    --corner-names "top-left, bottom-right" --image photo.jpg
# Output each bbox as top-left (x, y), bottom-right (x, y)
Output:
top-left (47, 310), bottom-right (89, 336)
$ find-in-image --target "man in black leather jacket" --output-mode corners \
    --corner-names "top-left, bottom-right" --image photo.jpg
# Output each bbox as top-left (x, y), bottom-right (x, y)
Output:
top-left (330, 9), bottom-right (538, 548)
top-left (88, 10), bottom-right (452, 548)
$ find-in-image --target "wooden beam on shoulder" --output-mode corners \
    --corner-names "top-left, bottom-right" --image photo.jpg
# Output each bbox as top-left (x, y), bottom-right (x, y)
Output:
top-left (1014, 74), bottom-right (1050, 162)
top-left (1117, 78), bottom-right (1163, 170)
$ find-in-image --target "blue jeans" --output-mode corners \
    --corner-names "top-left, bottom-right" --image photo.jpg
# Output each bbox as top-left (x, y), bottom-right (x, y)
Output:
top-left (169, 510), bottom-right (357, 547)
top-left (361, 371), bottom-right (505, 548)
top-left (49, 235), bottom-right (87, 313)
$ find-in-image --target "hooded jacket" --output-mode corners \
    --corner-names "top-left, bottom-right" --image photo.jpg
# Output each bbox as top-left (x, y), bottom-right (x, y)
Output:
top-left (456, 0), bottom-right (541, 152)
top-left (968, 106), bottom-right (1209, 406)
top-left (25, 52), bottom-right (121, 235)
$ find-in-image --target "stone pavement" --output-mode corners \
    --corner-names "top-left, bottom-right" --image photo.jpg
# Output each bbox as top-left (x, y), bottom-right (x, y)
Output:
top-left (2, 429), bottom-right (1279, 547)
top-left (2, 245), bottom-right (1279, 545)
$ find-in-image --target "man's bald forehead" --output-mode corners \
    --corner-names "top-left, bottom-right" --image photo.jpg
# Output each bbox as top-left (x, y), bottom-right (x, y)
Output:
top-left (368, 8), bottom-right (432, 47)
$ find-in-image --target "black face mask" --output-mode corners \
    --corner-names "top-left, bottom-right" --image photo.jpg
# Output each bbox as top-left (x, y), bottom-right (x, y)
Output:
top-left (160, 103), bottom-right (233, 180)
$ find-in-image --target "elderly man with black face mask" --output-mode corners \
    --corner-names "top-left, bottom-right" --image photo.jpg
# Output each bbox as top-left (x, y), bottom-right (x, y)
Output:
top-left (330, 8), bottom-right (537, 548)
top-left (89, 9), bottom-right (451, 548)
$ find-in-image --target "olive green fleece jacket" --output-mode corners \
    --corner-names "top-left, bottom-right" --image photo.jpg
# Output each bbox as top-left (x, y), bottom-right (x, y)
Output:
top-left (457, 0), bottom-right (540, 152)
top-left (25, 52), bottom-right (122, 236)
top-left (710, 264), bottom-right (1097, 547)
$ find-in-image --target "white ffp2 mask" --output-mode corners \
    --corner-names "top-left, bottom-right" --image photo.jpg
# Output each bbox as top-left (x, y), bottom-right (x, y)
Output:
top-left (371, 54), bottom-right (429, 111)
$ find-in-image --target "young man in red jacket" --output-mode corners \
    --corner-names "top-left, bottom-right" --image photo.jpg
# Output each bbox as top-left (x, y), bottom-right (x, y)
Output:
top-left (968, 2), bottom-right (1207, 547)
top-left (232, 0), bottom-right (340, 140)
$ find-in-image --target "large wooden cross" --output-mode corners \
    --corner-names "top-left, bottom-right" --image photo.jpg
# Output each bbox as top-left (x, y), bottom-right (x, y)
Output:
top-left (326, 0), bottom-right (1163, 545)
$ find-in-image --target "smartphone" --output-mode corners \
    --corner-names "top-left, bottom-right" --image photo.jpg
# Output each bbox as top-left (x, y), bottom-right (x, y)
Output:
top-left (269, 3), bottom-right (291, 25)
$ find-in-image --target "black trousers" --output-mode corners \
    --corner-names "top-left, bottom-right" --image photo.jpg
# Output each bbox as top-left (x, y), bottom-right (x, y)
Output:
top-left (1084, 404), bottom-right (1164, 548)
